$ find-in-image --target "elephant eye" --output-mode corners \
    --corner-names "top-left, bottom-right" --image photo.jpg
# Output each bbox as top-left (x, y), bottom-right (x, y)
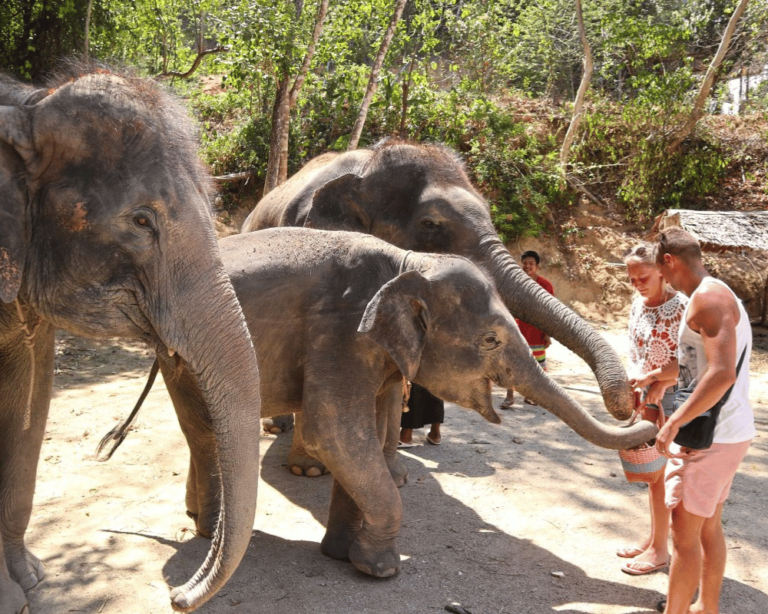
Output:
top-left (131, 209), bottom-right (157, 231)
top-left (420, 218), bottom-right (438, 231)
top-left (481, 333), bottom-right (501, 350)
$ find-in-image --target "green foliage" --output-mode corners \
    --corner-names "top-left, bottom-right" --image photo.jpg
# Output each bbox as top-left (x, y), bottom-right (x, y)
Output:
top-left (0, 0), bottom-right (96, 79)
top-left (3, 0), bottom-right (766, 238)
top-left (577, 96), bottom-right (730, 222)
top-left (617, 137), bottom-right (729, 221)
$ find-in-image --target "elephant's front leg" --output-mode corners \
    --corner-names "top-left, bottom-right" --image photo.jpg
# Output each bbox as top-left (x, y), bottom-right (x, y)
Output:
top-left (303, 389), bottom-right (401, 577)
top-left (0, 323), bottom-right (55, 612)
top-left (157, 356), bottom-right (221, 538)
top-left (377, 381), bottom-right (408, 487)
top-left (287, 413), bottom-right (328, 477)
top-left (0, 535), bottom-right (28, 614)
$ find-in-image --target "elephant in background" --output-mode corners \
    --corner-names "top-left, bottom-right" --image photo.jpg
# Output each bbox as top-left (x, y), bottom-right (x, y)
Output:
top-left (106, 228), bottom-right (655, 579)
top-left (242, 141), bottom-right (641, 475)
top-left (0, 69), bottom-right (261, 613)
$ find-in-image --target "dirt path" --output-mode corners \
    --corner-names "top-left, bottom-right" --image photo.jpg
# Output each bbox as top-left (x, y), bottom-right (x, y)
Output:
top-left (25, 326), bottom-right (768, 614)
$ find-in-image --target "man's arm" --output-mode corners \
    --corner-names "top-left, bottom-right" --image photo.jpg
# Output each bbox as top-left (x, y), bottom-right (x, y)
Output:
top-left (656, 285), bottom-right (739, 457)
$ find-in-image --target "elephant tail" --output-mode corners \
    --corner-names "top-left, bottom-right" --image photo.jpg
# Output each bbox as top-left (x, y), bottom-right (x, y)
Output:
top-left (95, 358), bottom-right (159, 461)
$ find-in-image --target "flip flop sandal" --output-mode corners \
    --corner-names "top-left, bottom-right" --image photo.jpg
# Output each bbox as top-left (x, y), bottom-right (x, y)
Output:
top-left (426, 435), bottom-right (441, 445)
top-left (398, 441), bottom-right (417, 448)
top-left (499, 400), bottom-right (514, 409)
top-left (621, 560), bottom-right (669, 576)
top-left (616, 545), bottom-right (645, 558)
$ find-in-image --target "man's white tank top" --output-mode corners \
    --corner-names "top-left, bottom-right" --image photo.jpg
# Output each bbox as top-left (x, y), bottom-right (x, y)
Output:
top-left (677, 277), bottom-right (755, 444)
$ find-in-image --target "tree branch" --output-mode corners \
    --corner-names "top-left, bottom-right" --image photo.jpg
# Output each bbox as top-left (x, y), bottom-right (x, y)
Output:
top-left (559, 0), bottom-right (592, 170)
top-left (156, 46), bottom-right (228, 79)
top-left (665, 0), bottom-right (750, 154)
top-left (348, 0), bottom-right (408, 150)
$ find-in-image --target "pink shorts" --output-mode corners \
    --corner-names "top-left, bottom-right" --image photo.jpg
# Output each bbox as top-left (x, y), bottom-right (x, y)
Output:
top-left (665, 440), bottom-right (752, 518)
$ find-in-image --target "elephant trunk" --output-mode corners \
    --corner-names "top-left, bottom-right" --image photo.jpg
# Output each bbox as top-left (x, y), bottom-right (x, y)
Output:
top-left (476, 238), bottom-right (633, 420)
top-left (507, 347), bottom-right (656, 449)
top-left (157, 261), bottom-right (260, 612)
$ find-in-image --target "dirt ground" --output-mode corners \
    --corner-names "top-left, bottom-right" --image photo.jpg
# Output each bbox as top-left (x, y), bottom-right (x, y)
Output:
top-left (24, 325), bottom-right (768, 614)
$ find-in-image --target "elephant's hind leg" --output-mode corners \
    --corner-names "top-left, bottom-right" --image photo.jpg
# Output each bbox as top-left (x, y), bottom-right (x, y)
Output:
top-left (262, 413), bottom-right (294, 435)
top-left (287, 413), bottom-right (328, 477)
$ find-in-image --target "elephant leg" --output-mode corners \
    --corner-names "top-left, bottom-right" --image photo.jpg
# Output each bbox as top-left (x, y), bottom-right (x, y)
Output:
top-left (0, 535), bottom-right (28, 614)
top-left (320, 479), bottom-right (362, 560)
top-left (302, 389), bottom-right (401, 578)
top-left (157, 356), bottom-right (221, 538)
top-left (287, 413), bottom-right (328, 477)
top-left (262, 413), bottom-right (294, 435)
top-left (377, 382), bottom-right (408, 487)
top-left (0, 323), bottom-right (54, 597)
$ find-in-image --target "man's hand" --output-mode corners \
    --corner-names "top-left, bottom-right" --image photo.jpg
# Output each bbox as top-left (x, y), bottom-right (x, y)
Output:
top-left (543, 334), bottom-right (551, 349)
top-left (655, 417), bottom-right (690, 459)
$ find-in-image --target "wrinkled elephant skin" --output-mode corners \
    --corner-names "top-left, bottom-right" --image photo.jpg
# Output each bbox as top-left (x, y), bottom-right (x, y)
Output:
top-left (166, 228), bottom-right (656, 579)
top-left (0, 70), bottom-right (260, 613)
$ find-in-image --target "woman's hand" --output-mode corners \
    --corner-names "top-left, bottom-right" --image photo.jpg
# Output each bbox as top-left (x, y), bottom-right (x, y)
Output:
top-left (644, 380), bottom-right (668, 407)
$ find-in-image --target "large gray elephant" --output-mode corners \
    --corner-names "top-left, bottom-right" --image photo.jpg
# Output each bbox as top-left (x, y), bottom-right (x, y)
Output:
top-left (107, 228), bottom-right (654, 580)
top-left (241, 141), bottom-right (638, 474)
top-left (0, 70), bottom-right (261, 613)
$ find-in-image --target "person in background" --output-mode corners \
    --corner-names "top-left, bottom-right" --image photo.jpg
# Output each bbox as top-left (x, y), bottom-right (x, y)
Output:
top-left (500, 250), bottom-right (554, 409)
top-left (617, 244), bottom-right (687, 576)
top-left (399, 383), bottom-right (444, 447)
top-left (654, 227), bottom-right (754, 614)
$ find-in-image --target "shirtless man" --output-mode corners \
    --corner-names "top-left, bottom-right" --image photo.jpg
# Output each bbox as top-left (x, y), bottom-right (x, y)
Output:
top-left (654, 227), bottom-right (755, 614)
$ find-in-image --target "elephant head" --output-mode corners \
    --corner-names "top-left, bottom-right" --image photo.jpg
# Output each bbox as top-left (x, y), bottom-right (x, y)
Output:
top-left (0, 71), bottom-right (260, 612)
top-left (243, 141), bottom-right (634, 422)
top-left (359, 255), bottom-right (655, 449)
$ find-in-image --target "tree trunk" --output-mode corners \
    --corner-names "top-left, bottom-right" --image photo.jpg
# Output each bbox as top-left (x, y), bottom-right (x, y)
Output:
top-left (84, 0), bottom-right (93, 60)
top-left (666, 0), bottom-right (750, 154)
top-left (264, 73), bottom-right (291, 196)
top-left (348, 0), bottom-right (408, 151)
top-left (399, 57), bottom-right (416, 138)
top-left (274, 0), bottom-right (330, 185)
top-left (559, 0), bottom-right (592, 170)
top-left (265, 0), bottom-right (328, 192)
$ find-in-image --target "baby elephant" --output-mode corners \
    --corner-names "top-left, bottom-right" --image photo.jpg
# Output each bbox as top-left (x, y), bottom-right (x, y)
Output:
top-left (107, 227), bottom-right (653, 579)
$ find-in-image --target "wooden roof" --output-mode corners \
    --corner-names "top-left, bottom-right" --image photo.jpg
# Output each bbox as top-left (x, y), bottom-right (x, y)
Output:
top-left (656, 209), bottom-right (768, 252)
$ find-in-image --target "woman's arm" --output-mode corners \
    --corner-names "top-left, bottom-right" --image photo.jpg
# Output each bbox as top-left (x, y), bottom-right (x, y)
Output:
top-left (628, 358), bottom-right (679, 390)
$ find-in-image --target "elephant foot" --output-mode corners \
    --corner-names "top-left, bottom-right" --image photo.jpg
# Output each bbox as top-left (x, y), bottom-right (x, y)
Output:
top-left (8, 547), bottom-right (44, 592)
top-left (0, 575), bottom-right (28, 614)
top-left (386, 456), bottom-right (408, 487)
top-left (288, 451), bottom-right (329, 477)
top-left (320, 530), bottom-right (355, 561)
top-left (349, 538), bottom-right (399, 578)
top-left (262, 414), bottom-right (294, 435)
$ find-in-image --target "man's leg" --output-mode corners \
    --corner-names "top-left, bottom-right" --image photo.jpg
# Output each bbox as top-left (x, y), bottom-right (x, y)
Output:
top-left (665, 503), bottom-right (706, 614)
top-left (691, 501), bottom-right (726, 614)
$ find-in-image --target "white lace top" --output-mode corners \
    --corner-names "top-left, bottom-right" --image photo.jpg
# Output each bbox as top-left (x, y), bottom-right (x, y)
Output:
top-left (628, 292), bottom-right (688, 375)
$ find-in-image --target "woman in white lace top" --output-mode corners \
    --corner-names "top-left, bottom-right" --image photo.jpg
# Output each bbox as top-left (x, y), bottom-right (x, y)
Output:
top-left (617, 244), bottom-right (688, 576)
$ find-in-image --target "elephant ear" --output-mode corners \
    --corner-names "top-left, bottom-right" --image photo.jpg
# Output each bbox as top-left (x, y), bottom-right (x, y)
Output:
top-left (304, 173), bottom-right (371, 232)
top-left (0, 106), bottom-right (34, 303)
top-left (358, 270), bottom-right (431, 381)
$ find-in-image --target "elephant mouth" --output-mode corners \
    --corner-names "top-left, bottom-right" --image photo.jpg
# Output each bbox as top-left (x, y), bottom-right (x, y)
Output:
top-left (471, 378), bottom-right (501, 424)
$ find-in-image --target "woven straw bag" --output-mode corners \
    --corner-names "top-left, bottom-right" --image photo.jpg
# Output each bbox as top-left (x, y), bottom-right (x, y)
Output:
top-left (618, 405), bottom-right (667, 484)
